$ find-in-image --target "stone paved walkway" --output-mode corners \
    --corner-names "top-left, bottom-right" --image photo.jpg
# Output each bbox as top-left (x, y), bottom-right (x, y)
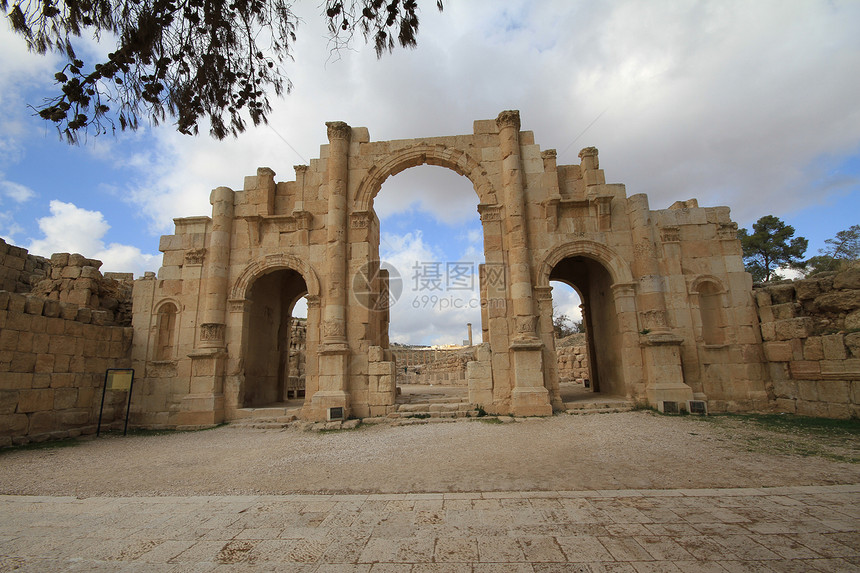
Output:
top-left (1, 485), bottom-right (859, 572)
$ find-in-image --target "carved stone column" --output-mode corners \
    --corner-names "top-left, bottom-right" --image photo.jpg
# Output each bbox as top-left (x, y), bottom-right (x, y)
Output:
top-left (180, 186), bottom-right (234, 427)
top-left (626, 194), bottom-right (693, 407)
top-left (496, 110), bottom-right (551, 416)
top-left (535, 285), bottom-right (564, 412)
top-left (312, 121), bottom-right (351, 420)
top-left (199, 186), bottom-right (234, 348)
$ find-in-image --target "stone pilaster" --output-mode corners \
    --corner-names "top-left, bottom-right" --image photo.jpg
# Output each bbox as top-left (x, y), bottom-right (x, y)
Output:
top-left (497, 110), bottom-right (550, 416)
top-left (626, 194), bottom-right (693, 407)
top-left (181, 186), bottom-right (234, 427)
top-left (312, 121), bottom-right (351, 420)
top-left (199, 186), bottom-right (234, 348)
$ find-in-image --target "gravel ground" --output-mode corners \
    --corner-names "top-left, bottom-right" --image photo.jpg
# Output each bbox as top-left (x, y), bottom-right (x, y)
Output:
top-left (1, 411), bottom-right (858, 497)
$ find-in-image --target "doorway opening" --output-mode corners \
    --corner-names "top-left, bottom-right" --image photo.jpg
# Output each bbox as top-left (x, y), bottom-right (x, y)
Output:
top-left (243, 269), bottom-right (308, 408)
top-left (549, 256), bottom-right (625, 400)
top-left (372, 164), bottom-right (484, 406)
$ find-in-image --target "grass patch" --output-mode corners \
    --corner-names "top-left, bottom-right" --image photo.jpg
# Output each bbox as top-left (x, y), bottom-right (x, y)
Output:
top-left (691, 412), bottom-right (860, 463)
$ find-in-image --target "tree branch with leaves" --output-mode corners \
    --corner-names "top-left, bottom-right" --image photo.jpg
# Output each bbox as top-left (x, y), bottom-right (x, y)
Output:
top-left (3, 0), bottom-right (443, 142)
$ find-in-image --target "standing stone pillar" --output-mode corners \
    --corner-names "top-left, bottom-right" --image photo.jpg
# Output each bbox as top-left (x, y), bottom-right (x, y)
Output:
top-left (200, 186), bottom-right (234, 345)
top-left (496, 110), bottom-right (551, 416)
top-left (312, 121), bottom-right (351, 420)
top-left (181, 186), bottom-right (233, 427)
top-left (627, 194), bottom-right (693, 408)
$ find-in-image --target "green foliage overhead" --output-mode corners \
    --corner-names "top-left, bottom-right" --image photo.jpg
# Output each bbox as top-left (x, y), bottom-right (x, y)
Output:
top-left (801, 224), bottom-right (860, 276)
top-left (738, 215), bottom-right (808, 282)
top-left (3, 0), bottom-right (443, 142)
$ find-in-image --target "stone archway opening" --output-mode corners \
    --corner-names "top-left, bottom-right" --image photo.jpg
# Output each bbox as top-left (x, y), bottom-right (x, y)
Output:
top-left (549, 256), bottom-right (625, 400)
top-left (243, 269), bottom-right (308, 408)
top-left (371, 164), bottom-right (486, 407)
top-left (550, 281), bottom-right (592, 402)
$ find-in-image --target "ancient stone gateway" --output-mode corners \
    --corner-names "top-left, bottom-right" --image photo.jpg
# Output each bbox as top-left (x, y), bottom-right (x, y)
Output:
top-left (131, 110), bottom-right (769, 426)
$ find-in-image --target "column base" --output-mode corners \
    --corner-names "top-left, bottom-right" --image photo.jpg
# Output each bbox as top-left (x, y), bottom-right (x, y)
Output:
top-left (511, 387), bottom-right (553, 416)
top-left (646, 383), bottom-right (695, 411)
top-left (175, 393), bottom-right (225, 429)
top-left (305, 391), bottom-right (350, 422)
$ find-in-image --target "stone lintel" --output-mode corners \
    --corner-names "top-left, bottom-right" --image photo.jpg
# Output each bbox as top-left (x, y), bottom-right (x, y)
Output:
top-left (641, 332), bottom-right (684, 346)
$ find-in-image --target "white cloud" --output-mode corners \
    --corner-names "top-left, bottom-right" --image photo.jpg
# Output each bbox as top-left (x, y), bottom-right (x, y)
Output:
top-left (380, 230), bottom-right (481, 345)
top-left (110, 0), bottom-right (860, 242)
top-left (550, 282), bottom-right (583, 324)
top-left (0, 180), bottom-right (36, 202)
top-left (27, 200), bottom-right (161, 276)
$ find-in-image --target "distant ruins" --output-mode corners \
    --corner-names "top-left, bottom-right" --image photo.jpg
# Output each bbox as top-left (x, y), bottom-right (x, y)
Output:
top-left (2, 110), bottom-right (859, 444)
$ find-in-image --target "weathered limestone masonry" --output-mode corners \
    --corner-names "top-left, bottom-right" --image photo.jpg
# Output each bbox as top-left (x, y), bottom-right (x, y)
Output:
top-left (557, 344), bottom-right (589, 384)
top-left (0, 247), bottom-right (133, 446)
top-left (0, 238), bottom-right (50, 293)
top-left (132, 110), bottom-right (769, 425)
top-left (392, 346), bottom-right (475, 385)
top-left (757, 267), bottom-right (860, 418)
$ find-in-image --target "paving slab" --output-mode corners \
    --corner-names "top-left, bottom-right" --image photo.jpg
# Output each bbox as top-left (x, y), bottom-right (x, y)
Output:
top-left (1, 485), bottom-right (859, 571)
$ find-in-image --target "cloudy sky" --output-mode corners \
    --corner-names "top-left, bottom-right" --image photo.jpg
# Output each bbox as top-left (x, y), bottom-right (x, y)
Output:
top-left (1, 0), bottom-right (858, 345)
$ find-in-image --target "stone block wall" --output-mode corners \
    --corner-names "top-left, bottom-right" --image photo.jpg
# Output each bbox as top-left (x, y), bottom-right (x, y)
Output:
top-left (0, 290), bottom-right (134, 446)
top-left (0, 238), bottom-right (50, 294)
top-left (557, 345), bottom-right (589, 383)
top-left (756, 267), bottom-right (860, 418)
top-left (391, 346), bottom-right (475, 385)
top-left (31, 253), bottom-right (133, 326)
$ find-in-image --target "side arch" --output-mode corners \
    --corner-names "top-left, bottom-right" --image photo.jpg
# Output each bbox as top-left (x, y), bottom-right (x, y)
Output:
top-left (538, 240), bottom-right (634, 287)
top-left (353, 143), bottom-right (499, 211)
top-left (688, 274), bottom-right (727, 294)
top-left (231, 254), bottom-right (321, 301)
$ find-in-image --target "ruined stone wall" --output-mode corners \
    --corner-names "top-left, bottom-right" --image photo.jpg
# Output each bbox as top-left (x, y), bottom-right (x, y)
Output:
top-left (756, 267), bottom-right (860, 418)
top-left (392, 346), bottom-right (475, 385)
top-left (0, 238), bottom-right (50, 294)
top-left (557, 345), bottom-right (589, 383)
top-left (31, 253), bottom-right (133, 326)
top-left (0, 290), bottom-right (133, 446)
top-left (288, 317), bottom-right (306, 395)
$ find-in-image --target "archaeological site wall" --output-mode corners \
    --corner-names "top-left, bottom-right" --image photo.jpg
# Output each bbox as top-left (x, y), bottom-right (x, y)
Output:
top-left (0, 238), bottom-right (50, 294)
top-left (0, 245), bottom-right (133, 446)
top-left (556, 343), bottom-right (589, 384)
top-left (756, 267), bottom-right (860, 418)
top-left (392, 346), bottom-right (475, 385)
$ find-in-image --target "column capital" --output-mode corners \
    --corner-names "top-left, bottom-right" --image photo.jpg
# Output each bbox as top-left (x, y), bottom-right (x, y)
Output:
top-left (496, 109), bottom-right (521, 131)
top-left (326, 121), bottom-right (352, 142)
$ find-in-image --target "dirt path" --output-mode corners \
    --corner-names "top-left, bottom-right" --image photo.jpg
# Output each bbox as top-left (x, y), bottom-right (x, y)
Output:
top-left (1, 411), bottom-right (858, 497)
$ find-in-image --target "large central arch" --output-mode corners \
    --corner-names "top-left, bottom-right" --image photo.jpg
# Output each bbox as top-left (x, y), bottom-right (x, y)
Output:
top-left (354, 143), bottom-right (499, 212)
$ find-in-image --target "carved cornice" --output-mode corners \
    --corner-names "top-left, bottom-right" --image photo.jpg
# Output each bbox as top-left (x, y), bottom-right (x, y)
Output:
top-left (533, 286), bottom-right (554, 301)
top-left (326, 121), bottom-right (352, 141)
top-left (227, 299), bottom-right (251, 313)
top-left (660, 226), bottom-right (681, 243)
top-left (718, 222), bottom-right (738, 240)
top-left (350, 211), bottom-right (372, 229)
top-left (294, 164), bottom-right (308, 173)
top-left (199, 322), bottom-right (225, 342)
top-left (541, 149), bottom-right (557, 160)
top-left (495, 110), bottom-right (521, 131)
top-left (293, 210), bottom-right (312, 230)
top-left (579, 146), bottom-right (599, 159)
top-left (477, 203), bottom-right (502, 222)
top-left (184, 248), bottom-right (205, 266)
